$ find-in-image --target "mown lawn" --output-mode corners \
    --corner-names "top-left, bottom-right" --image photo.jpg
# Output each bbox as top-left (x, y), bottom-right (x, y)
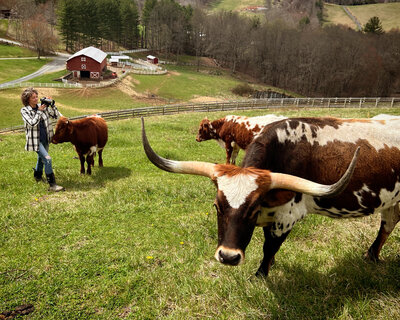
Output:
top-left (0, 43), bottom-right (37, 58)
top-left (0, 58), bottom-right (49, 83)
top-left (130, 65), bottom-right (243, 102)
top-left (347, 2), bottom-right (400, 31)
top-left (324, 2), bottom-right (400, 31)
top-left (323, 3), bottom-right (356, 29)
top-left (1, 109), bottom-right (400, 319)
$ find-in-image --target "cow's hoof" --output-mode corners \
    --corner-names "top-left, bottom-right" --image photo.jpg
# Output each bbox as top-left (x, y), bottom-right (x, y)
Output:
top-left (364, 250), bottom-right (380, 263)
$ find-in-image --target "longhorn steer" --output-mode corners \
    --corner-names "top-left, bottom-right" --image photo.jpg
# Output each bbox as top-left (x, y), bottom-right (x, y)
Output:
top-left (196, 114), bottom-right (286, 164)
top-left (142, 117), bottom-right (363, 277)
top-left (52, 115), bottom-right (108, 174)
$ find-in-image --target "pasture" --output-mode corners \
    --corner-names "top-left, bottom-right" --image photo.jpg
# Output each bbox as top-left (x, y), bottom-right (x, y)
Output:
top-left (1, 108), bottom-right (400, 319)
top-left (324, 2), bottom-right (400, 31)
top-left (0, 58), bottom-right (49, 84)
top-left (0, 63), bottom-right (289, 130)
top-left (347, 3), bottom-right (400, 31)
top-left (323, 3), bottom-right (356, 29)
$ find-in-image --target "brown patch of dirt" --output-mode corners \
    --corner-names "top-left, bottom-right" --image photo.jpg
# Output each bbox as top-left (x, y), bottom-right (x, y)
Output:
top-left (115, 76), bottom-right (143, 98)
top-left (199, 57), bottom-right (219, 68)
top-left (189, 96), bottom-right (225, 103)
top-left (168, 71), bottom-right (181, 76)
top-left (35, 88), bottom-right (60, 99)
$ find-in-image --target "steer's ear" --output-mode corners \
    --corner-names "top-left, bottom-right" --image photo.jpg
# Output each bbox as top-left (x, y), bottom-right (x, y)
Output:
top-left (261, 190), bottom-right (296, 207)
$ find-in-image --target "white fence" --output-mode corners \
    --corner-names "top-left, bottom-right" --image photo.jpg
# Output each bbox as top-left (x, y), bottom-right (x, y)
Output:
top-left (2, 97), bottom-right (400, 134)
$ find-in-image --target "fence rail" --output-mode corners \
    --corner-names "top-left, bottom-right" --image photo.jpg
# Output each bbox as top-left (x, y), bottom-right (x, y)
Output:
top-left (2, 97), bottom-right (400, 134)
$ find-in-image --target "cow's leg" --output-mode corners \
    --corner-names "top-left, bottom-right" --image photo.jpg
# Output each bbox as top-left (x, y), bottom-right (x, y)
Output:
top-left (256, 228), bottom-right (290, 277)
top-left (98, 149), bottom-right (104, 167)
top-left (225, 140), bottom-right (233, 164)
top-left (86, 155), bottom-right (93, 175)
top-left (231, 144), bottom-right (240, 165)
top-left (365, 204), bottom-right (400, 261)
top-left (79, 153), bottom-right (86, 174)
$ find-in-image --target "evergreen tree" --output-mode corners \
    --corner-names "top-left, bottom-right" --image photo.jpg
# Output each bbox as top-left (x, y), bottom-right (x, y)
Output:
top-left (363, 16), bottom-right (384, 35)
top-left (57, 0), bottom-right (80, 51)
top-left (120, 0), bottom-right (140, 49)
top-left (141, 0), bottom-right (157, 48)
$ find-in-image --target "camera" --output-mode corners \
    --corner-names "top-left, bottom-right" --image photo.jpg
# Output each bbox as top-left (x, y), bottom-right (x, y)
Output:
top-left (40, 97), bottom-right (55, 108)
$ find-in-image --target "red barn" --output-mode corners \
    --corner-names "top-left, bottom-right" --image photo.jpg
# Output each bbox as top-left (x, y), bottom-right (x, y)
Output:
top-left (67, 47), bottom-right (107, 80)
top-left (147, 55), bottom-right (158, 64)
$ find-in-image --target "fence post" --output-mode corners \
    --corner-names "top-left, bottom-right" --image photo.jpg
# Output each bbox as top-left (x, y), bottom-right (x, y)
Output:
top-left (375, 98), bottom-right (379, 108)
top-left (343, 98), bottom-right (347, 108)
top-left (359, 98), bottom-right (362, 108)
top-left (391, 98), bottom-right (394, 108)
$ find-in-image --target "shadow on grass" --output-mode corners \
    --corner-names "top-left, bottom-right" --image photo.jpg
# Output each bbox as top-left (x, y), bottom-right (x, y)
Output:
top-left (265, 253), bottom-right (400, 318)
top-left (59, 166), bottom-right (132, 191)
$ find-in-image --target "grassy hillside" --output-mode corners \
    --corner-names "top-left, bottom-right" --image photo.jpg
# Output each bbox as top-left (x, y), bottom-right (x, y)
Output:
top-left (211, 0), bottom-right (265, 12)
top-left (346, 2), bottom-right (400, 31)
top-left (1, 109), bottom-right (400, 319)
top-left (0, 57), bottom-right (292, 130)
top-left (323, 3), bottom-right (356, 29)
top-left (323, 2), bottom-right (400, 31)
top-left (0, 58), bottom-right (49, 84)
top-left (0, 43), bottom-right (37, 58)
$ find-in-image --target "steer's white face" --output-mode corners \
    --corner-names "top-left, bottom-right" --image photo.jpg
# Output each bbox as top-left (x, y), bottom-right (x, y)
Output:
top-left (216, 173), bottom-right (259, 209)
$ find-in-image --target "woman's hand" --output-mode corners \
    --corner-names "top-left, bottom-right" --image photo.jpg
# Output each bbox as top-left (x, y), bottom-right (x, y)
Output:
top-left (38, 104), bottom-right (46, 111)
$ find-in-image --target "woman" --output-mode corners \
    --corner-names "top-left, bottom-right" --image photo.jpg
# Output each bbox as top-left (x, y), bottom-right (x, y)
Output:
top-left (20, 87), bottom-right (64, 192)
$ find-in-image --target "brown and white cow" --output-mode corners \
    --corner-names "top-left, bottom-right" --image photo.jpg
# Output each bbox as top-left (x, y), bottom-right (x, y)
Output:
top-left (52, 115), bottom-right (108, 174)
top-left (142, 116), bottom-right (400, 277)
top-left (196, 114), bottom-right (286, 164)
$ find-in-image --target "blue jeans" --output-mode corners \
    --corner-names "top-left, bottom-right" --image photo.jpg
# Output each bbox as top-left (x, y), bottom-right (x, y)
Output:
top-left (35, 142), bottom-right (53, 175)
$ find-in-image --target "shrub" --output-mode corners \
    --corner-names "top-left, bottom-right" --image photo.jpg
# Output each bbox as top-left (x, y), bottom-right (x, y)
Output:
top-left (232, 83), bottom-right (254, 96)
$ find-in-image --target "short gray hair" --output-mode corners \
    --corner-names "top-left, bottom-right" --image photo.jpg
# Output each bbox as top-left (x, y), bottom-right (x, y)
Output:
top-left (21, 87), bottom-right (38, 106)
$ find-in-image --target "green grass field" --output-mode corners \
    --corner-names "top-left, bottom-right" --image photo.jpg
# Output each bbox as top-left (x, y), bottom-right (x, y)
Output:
top-left (0, 63), bottom-right (285, 130)
top-left (1, 109), bottom-right (400, 319)
top-left (323, 2), bottom-right (400, 31)
top-left (323, 3), bottom-right (356, 29)
top-left (0, 43), bottom-right (37, 58)
top-left (347, 2), bottom-right (400, 31)
top-left (211, 0), bottom-right (265, 11)
top-left (0, 58), bottom-right (49, 84)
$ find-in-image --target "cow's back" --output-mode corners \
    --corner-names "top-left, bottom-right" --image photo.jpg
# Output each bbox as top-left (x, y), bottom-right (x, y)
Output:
top-left (243, 117), bottom-right (400, 214)
top-left (71, 116), bottom-right (108, 149)
top-left (93, 117), bottom-right (108, 148)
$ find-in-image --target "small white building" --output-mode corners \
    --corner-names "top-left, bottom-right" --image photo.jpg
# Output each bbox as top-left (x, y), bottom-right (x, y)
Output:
top-left (109, 55), bottom-right (130, 66)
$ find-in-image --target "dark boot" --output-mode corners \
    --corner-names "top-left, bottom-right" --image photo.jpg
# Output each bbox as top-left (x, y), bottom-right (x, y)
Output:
top-left (33, 168), bottom-right (44, 182)
top-left (46, 173), bottom-right (64, 192)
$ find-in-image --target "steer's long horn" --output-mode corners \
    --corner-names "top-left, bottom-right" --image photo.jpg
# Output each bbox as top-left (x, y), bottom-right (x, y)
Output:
top-left (269, 147), bottom-right (360, 197)
top-left (141, 117), bottom-right (216, 178)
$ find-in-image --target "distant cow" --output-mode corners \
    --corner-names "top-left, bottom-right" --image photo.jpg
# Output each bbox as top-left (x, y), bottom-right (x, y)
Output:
top-left (52, 115), bottom-right (108, 174)
top-left (196, 114), bottom-right (286, 164)
top-left (143, 116), bottom-right (400, 278)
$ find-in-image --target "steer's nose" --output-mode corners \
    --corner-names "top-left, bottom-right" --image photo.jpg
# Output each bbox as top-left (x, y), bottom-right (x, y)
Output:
top-left (216, 248), bottom-right (243, 266)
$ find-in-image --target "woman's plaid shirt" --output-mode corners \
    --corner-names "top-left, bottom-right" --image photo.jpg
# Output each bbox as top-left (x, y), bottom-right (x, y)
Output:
top-left (21, 104), bottom-right (63, 151)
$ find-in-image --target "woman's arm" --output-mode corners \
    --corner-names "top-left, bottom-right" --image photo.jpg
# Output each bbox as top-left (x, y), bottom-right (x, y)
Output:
top-left (21, 106), bottom-right (41, 128)
top-left (48, 104), bottom-right (63, 119)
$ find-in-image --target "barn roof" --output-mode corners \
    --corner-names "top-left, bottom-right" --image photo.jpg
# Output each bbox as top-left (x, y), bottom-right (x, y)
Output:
top-left (67, 46), bottom-right (107, 63)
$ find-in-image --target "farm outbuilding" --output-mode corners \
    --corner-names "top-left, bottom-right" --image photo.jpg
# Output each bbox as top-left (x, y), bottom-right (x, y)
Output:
top-left (109, 55), bottom-right (130, 67)
top-left (147, 55), bottom-right (158, 64)
top-left (66, 46), bottom-right (107, 80)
